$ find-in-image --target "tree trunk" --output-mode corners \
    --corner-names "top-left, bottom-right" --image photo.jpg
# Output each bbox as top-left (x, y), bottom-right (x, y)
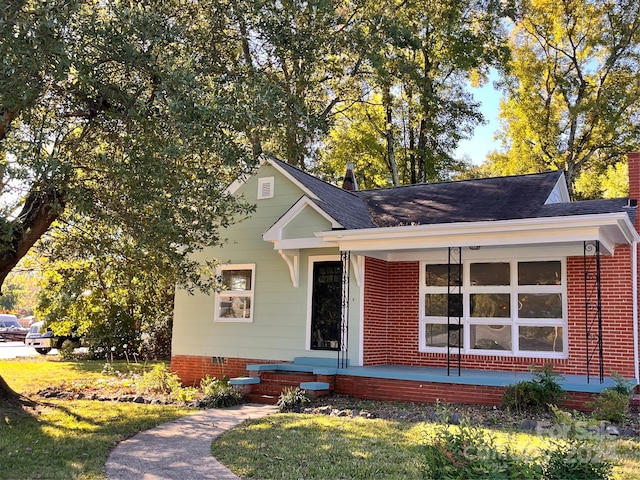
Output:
top-left (382, 86), bottom-right (399, 186)
top-left (0, 373), bottom-right (20, 405)
top-left (0, 184), bottom-right (65, 290)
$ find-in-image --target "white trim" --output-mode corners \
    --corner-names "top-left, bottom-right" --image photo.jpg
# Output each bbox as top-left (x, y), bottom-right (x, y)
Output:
top-left (214, 263), bottom-right (256, 323)
top-left (634, 241), bottom-right (639, 384)
top-left (305, 255), bottom-right (340, 351)
top-left (358, 258), bottom-right (365, 367)
top-left (317, 213), bottom-right (639, 255)
top-left (350, 255), bottom-right (364, 287)
top-left (419, 258), bottom-right (568, 359)
top-left (278, 249), bottom-right (299, 287)
top-left (263, 196), bottom-right (342, 242)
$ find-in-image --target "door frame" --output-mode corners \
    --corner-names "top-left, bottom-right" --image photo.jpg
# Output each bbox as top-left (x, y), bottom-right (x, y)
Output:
top-left (306, 255), bottom-right (340, 351)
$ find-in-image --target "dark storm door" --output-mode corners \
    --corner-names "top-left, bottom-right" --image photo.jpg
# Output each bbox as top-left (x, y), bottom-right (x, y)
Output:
top-left (310, 261), bottom-right (342, 350)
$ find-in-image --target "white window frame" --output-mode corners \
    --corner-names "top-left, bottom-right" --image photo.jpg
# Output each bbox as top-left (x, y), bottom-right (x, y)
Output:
top-left (214, 263), bottom-right (256, 323)
top-left (419, 258), bottom-right (568, 359)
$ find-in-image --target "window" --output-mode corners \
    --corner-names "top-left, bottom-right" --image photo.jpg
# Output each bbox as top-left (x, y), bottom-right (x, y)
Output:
top-left (215, 264), bottom-right (255, 322)
top-left (420, 259), bottom-right (566, 358)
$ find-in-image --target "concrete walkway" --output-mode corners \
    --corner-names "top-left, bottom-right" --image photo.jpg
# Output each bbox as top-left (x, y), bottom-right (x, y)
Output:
top-left (106, 403), bottom-right (278, 480)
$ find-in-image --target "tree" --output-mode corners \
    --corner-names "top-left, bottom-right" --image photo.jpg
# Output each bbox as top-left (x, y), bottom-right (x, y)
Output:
top-left (0, 0), bottom-right (257, 400)
top-left (318, 94), bottom-right (398, 189)
top-left (227, 0), bottom-right (365, 168)
top-left (36, 219), bottom-right (179, 359)
top-left (0, 1), bottom-right (255, 291)
top-left (486, 0), bottom-right (640, 196)
top-left (325, 0), bottom-right (509, 184)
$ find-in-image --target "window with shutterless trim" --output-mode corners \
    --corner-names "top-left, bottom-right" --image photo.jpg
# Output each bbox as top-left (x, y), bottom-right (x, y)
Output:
top-left (214, 264), bottom-right (255, 322)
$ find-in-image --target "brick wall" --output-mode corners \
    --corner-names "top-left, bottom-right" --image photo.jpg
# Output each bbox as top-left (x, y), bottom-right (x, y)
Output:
top-left (335, 375), bottom-right (597, 408)
top-left (362, 250), bottom-right (637, 378)
top-left (170, 355), bottom-right (283, 386)
top-left (362, 257), bottom-right (390, 365)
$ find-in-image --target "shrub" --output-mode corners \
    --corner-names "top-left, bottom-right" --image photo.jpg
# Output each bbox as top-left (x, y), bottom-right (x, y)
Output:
top-left (501, 364), bottom-right (565, 413)
top-left (137, 363), bottom-right (182, 396)
top-left (423, 420), bottom-right (541, 479)
top-left (277, 387), bottom-right (310, 413)
top-left (543, 440), bottom-right (613, 480)
top-left (58, 339), bottom-right (79, 360)
top-left (199, 376), bottom-right (244, 408)
top-left (586, 373), bottom-right (633, 423)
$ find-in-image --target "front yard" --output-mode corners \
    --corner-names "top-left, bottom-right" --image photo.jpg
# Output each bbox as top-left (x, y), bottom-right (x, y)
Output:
top-left (2, 357), bottom-right (640, 479)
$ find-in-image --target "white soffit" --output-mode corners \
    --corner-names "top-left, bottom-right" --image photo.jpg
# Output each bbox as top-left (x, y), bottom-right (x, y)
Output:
top-left (316, 213), bottom-right (639, 256)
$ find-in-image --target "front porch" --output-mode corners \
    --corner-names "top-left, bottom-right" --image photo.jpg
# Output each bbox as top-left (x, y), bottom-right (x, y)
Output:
top-left (241, 357), bottom-right (627, 409)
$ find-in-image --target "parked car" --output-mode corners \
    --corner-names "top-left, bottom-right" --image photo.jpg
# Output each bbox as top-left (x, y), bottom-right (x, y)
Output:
top-left (0, 314), bottom-right (29, 342)
top-left (25, 321), bottom-right (82, 355)
top-left (25, 321), bottom-right (57, 354)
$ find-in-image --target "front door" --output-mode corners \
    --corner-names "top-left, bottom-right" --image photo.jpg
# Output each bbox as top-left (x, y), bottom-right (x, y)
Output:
top-left (310, 261), bottom-right (342, 350)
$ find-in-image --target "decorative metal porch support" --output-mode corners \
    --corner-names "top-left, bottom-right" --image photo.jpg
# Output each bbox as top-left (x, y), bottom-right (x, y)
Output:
top-left (447, 247), bottom-right (462, 376)
top-left (584, 241), bottom-right (604, 384)
top-left (338, 250), bottom-right (350, 369)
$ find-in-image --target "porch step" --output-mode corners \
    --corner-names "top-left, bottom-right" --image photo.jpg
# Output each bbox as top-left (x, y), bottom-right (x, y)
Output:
top-left (245, 393), bottom-right (279, 405)
top-left (242, 368), bottom-right (335, 404)
top-left (260, 372), bottom-right (317, 384)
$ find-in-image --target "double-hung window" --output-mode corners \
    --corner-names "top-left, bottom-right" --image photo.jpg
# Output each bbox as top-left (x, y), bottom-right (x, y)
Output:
top-left (420, 259), bottom-right (566, 358)
top-left (214, 264), bottom-right (255, 322)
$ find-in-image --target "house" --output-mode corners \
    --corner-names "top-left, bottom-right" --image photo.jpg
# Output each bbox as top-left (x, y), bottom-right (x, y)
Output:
top-left (171, 153), bottom-right (640, 409)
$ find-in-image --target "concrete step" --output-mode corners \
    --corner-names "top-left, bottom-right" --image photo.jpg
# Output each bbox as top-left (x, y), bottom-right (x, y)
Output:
top-left (245, 393), bottom-right (279, 405)
top-left (260, 372), bottom-right (317, 383)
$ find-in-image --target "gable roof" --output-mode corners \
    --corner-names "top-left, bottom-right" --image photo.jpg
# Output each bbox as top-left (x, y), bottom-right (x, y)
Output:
top-left (266, 157), bottom-right (636, 229)
top-left (356, 171), bottom-right (565, 227)
top-left (268, 157), bottom-right (376, 229)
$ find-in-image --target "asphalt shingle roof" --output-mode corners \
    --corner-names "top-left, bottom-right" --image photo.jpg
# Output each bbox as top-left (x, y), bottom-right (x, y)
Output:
top-left (268, 158), bottom-right (636, 229)
top-left (356, 171), bottom-right (565, 227)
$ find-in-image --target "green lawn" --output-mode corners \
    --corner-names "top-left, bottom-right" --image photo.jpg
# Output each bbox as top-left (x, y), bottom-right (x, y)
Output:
top-left (212, 413), bottom-right (640, 480)
top-left (0, 358), bottom-right (192, 480)
top-left (3, 357), bottom-right (640, 480)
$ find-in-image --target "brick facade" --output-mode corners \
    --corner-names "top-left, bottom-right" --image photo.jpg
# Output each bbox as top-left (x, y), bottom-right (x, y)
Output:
top-left (171, 355), bottom-right (283, 386)
top-left (362, 250), bottom-right (637, 378)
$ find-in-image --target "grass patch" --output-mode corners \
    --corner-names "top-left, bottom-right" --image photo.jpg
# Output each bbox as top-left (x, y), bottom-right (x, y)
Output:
top-left (212, 414), bottom-right (640, 480)
top-left (0, 358), bottom-right (192, 480)
top-left (0, 400), bottom-right (190, 480)
top-left (211, 414), bottom-right (426, 479)
top-left (0, 357), bottom-right (162, 396)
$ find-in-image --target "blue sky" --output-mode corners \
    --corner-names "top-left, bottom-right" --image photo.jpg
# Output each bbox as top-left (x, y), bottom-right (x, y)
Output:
top-left (456, 75), bottom-right (503, 165)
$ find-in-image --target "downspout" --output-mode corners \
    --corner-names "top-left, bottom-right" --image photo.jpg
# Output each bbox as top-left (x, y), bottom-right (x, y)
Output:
top-left (634, 241), bottom-right (639, 384)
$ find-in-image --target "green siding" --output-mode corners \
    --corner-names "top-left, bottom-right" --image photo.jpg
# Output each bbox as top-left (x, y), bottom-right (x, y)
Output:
top-left (172, 163), bottom-right (362, 364)
top-left (281, 206), bottom-right (333, 239)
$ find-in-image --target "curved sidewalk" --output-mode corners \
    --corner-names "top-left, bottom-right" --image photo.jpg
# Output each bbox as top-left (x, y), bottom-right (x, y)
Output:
top-left (106, 403), bottom-right (278, 480)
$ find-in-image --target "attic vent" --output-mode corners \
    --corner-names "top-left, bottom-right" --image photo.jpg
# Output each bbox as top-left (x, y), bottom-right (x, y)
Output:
top-left (257, 176), bottom-right (274, 199)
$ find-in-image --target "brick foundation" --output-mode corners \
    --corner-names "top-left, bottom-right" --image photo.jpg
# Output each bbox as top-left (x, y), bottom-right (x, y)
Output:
top-left (170, 355), bottom-right (284, 386)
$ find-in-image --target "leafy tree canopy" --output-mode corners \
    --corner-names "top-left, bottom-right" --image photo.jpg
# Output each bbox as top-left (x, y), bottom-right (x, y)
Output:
top-left (485, 0), bottom-right (640, 197)
top-left (0, 0), bottom-right (257, 293)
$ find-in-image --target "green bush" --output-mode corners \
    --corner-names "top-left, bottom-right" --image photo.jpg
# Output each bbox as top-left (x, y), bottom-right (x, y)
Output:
top-left (199, 376), bottom-right (244, 408)
top-left (58, 339), bottom-right (80, 360)
top-left (137, 363), bottom-right (182, 396)
top-left (423, 420), bottom-right (541, 479)
top-left (543, 440), bottom-right (613, 480)
top-left (501, 365), bottom-right (565, 413)
top-left (589, 390), bottom-right (630, 423)
top-left (276, 386), bottom-right (311, 413)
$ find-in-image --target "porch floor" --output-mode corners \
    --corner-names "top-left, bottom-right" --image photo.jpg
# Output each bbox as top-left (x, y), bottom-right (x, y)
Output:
top-left (247, 357), bottom-right (631, 394)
